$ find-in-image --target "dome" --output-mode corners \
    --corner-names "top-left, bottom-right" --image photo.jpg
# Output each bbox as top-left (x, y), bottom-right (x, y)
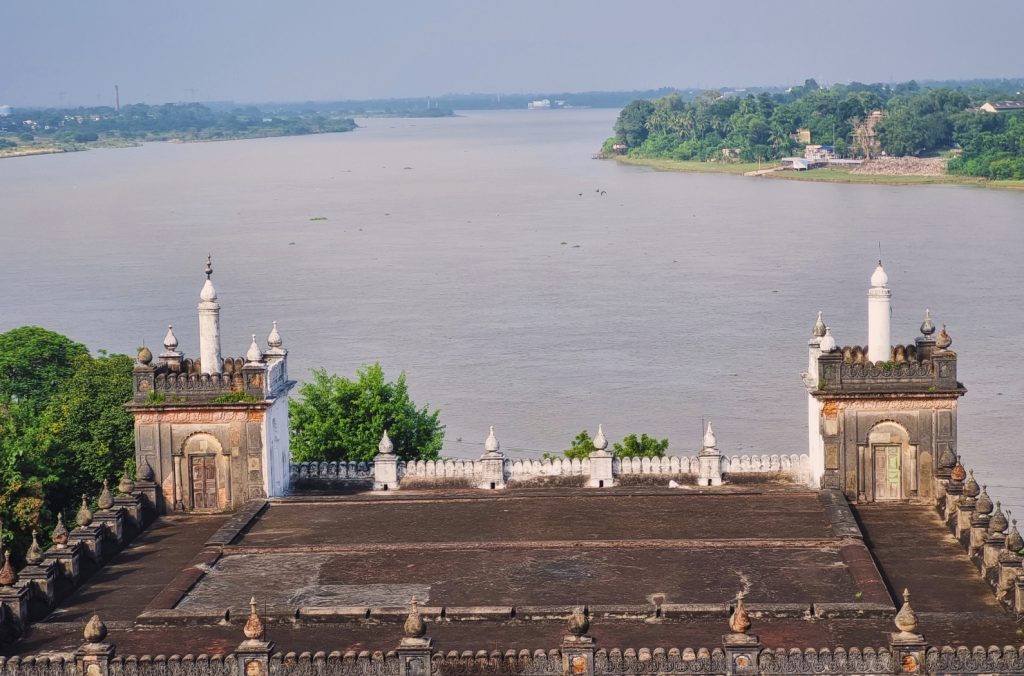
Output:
top-left (378, 430), bottom-right (394, 455)
top-left (592, 424), bottom-right (608, 451)
top-left (484, 426), bottom-right (500, 453)
top-left (812, 311), bottom-right (826, 338)
top-left (703, 422), bottom-right (717, 449)
top-left (819, 327), bottom-right (837, 353)
top-left (164, 324), bottom-right (179, 350)
top-left (870, 262), bottom-right (888, 288)
top-left (246, 335), bottom-right (264, 363)
top-left (200, 279), bottom-right (218, 302)
top-left (267, 321), bottom-right (283, 349)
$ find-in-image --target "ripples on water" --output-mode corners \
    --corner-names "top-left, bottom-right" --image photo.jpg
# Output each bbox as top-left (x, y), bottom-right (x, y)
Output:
top-left (1, 109), bottom-right (1022, 510)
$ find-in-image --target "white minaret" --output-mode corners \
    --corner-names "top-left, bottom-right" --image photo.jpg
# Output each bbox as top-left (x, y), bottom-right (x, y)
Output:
top-left (805, 312), bottom-right (827, 486)
top-left (198, 256), bottom-right (223, 374)
top-left (868, 261), bottom-right (891, 363)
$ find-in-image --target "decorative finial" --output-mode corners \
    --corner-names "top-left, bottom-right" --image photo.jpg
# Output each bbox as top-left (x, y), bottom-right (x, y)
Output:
top-left (819, 326), bottom-right (837, 353)
top-left (812, 311), bottom-right (826, 338)
top-left (118, 470), bottom-right (135, 496)
top-left (404, 596), bottom-right (427, 638)
top-left (977, 485), bottom-right (993, 515)
top-left (592, 424), bottom-right (608, 451)
top-left (484, 425), bottom-right (500, 453)
top-left (137, 345), bottom-right (153, 366)
top-left (936, 324), bottom-right (952, 350)
top-left (990, 501), bottom-right (1008, 534)
top-left (137, 456), bottom-right (155, 482)
top-left (243, 596), bottom-right (265, 640)
top-left (246, 334), bottom-right (264, 363)
top-left (205, 255), bottom-right (213, 280)
top-left (950, 456), bottom-right (966, 483)
top-left (378, 429), bottom-right (394, 456)
top-left (871, 262), bottom-right (888, 288)
top-left (97, 479), bottom-right (114, 510)
top-left (25, 530), bottom-right (44, 566)
top-left (894, 589), bottom-right (919, 635)
top-left (920, 309), bottom-right (935, 337)
top-left (0, 548), bottom-right (17, 587)
top-left (76, 494), bottom-right (94, 528)
top-left (703, 421), bottom-right (717, 449)
top-left (164, 325), bottom-right (179, 351)
top-left (1007, 517), bottom-right (1024, 553)
top-left (83, 614), bottom-right (108, 643)
top-left (964, 469), bottom-right (980, 498)
top-left (728, 592), bottom-right (751, 634)
top-left (566, 606), bottom-right (589, 637)
top-left (267, 321), bottom-right (283, 349)
top-left (52, 513), bottom-right (69, 546)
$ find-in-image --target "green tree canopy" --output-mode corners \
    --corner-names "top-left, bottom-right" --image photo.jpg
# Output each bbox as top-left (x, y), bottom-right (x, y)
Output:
top-left (0, 327), bottom-right (133, 560)
top-left (289, 364), bottom-right (444, 463)
top-left (612, 433), bottom-right (669, 458)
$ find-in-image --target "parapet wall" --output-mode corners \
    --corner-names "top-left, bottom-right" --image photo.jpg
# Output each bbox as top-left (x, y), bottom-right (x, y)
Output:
top-left (289, 452), bottom-right (812, 490)
top-left (12, 639), bottom-right (1024, 675)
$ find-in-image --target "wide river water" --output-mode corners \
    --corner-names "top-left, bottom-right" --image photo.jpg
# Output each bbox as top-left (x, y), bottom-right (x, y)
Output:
top-left (1, 109), bottom-right (1022, 509)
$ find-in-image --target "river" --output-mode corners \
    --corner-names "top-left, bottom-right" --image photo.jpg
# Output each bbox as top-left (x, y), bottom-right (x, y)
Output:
top-left (1, 109), bottom-right (1022, 510)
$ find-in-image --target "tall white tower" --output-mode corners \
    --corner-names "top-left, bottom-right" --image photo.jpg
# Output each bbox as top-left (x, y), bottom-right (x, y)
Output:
top-left (867, 262), bottom-right (891, 363)
top-left (198, 256), bottom-right (223, 374)
top-left (804, 312), bottom-right (828, 486)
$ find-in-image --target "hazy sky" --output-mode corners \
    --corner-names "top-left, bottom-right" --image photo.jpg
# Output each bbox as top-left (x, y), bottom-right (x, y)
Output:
top-left (4, 0), bottom-right (1022, 107)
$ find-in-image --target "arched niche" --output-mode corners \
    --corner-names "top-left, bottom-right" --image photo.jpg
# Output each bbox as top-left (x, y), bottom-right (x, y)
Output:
top-left (861, 420), bottom-right (917, 502)
top-left (177, 431), bottom-right (230, 511)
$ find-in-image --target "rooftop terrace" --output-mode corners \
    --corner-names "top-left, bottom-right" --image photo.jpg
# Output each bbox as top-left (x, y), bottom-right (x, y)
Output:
top-left (7, 485), bottom-right (1019, 658)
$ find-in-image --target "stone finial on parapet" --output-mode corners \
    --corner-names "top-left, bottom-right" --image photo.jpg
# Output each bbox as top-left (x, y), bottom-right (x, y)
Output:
top-left (236, 598), bottom-right (274, 676)
top-left (25, 530), bottom-right (44, 566)
top-left (991, 502), bottom-right (1009, 534)
top-left (561, 607), bottom-right (595, 676)
top-left (722, 592), bottom-right (759, 675)
top-left (373, 430), bottom-right (398, 491)
top-left (97, 480), bottom-right (114, 511)
top-left (52, 513), bottom-right (69, 548)
top-left (76, 495), bottom-right (93, 528)
top-left (587, 425), bottom-right (615, 488)
top-left (397, 597), bottom-right (433, 676)
top-left (889, 589), bottom-right (926, 672)
top-left (0, 548), bottom-right (16, 588)
top-left (75, 614), bottom-right (115, 676)
top-left (478, 426), bottom-right (507, 490)
top-left (698, 422), bottom-right (723, 487)
top-left (1008, 517), bottom-right (1024, 554)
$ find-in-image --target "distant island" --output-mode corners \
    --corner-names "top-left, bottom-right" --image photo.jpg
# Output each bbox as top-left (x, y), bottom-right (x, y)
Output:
top-left (600, 78), bottom-right (1024, 188)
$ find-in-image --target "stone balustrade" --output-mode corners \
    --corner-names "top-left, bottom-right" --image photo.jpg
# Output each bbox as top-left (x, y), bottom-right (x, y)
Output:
top-left (289, 452), bottom-right (812, 491)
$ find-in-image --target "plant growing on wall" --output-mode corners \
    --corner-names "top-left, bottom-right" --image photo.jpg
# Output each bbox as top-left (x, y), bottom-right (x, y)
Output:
top-left (289, 363), bottom-right (444, 463)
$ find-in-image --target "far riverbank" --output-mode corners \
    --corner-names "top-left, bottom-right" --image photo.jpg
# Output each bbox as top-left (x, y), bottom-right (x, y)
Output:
top-left (613, 156), bottom-right (1024, 190)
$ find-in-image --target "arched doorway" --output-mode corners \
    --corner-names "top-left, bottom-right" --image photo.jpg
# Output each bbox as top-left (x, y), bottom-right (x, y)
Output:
top-left (180, 432), bottom-right (227, 511)
top-left (866, 421), bottom-right (916, 502)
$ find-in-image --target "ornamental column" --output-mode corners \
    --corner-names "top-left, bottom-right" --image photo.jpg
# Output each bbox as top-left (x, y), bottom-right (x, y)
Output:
top-left (867, 262), bottom-right (891, 363)
top-left (198, 256), bottom-right (223, 375)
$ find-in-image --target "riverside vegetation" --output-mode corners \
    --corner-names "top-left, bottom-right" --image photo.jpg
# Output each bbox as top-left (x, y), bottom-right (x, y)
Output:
top-left (0, 102), bottom-right (358, 158)
top-left (603, 78), bottom-right (1024, 186)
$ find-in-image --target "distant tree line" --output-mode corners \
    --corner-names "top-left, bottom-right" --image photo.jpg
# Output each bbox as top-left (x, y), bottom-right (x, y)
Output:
top-left (605, 78), bottom-right (1024, 179)
top-left (0, 102), bottom-right (356, 149)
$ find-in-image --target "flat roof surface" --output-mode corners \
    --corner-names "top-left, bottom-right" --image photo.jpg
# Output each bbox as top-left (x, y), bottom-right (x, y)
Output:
top-left (7, 487), bottom-right (1021, 657)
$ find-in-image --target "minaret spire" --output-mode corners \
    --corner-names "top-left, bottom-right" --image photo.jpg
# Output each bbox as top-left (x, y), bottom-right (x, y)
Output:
top-left (868, 260), bottom-right (891, 363)
top-left (198, 255), bottom-right (223, 374)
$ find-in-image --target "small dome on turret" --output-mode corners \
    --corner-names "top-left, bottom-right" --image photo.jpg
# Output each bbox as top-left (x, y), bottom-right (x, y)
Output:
top-left (164, 325), bottom-right (179, 351)
top-left (267, 321), bottom-right (283, 349)
top-left (703, 422), bottom-right (717, 449)
top-left (990, 502), bottom-right (1008, 534)
top-left (592, 424), bottom-right (608, 451)
top-left (812, 311), bottom-right (826, 338)
top-left (964, 470), bottom-right (980, 498)
top-left (137, 346), bottom-right (153, 366)
top-left (1007, 519), bottom-right (1024, 553)
top-left (936, 325), bottom-right (952, 350)
top-left (920, 309), bottom-right (935, 337)
top-left (819, 327), bottom-right (837, 353)
top-left (246, 334), bottom-right (263, 363)
top-left (871, 262), bottom-right (888, 288)
top-left (484, 426), bottom-right (500, 453)
top-left (378, 429), bottom-right (394, 456)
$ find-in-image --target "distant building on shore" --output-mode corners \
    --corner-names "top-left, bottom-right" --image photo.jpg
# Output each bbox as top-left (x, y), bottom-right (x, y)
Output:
top-left (980, 100), bottom-right (1024, 113)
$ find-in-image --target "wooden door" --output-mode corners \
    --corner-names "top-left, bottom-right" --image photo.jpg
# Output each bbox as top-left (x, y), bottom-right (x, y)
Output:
top-left (190, 456), bottom-right (218, 510)
top-left (874, 445), bottom-right (902, 501)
